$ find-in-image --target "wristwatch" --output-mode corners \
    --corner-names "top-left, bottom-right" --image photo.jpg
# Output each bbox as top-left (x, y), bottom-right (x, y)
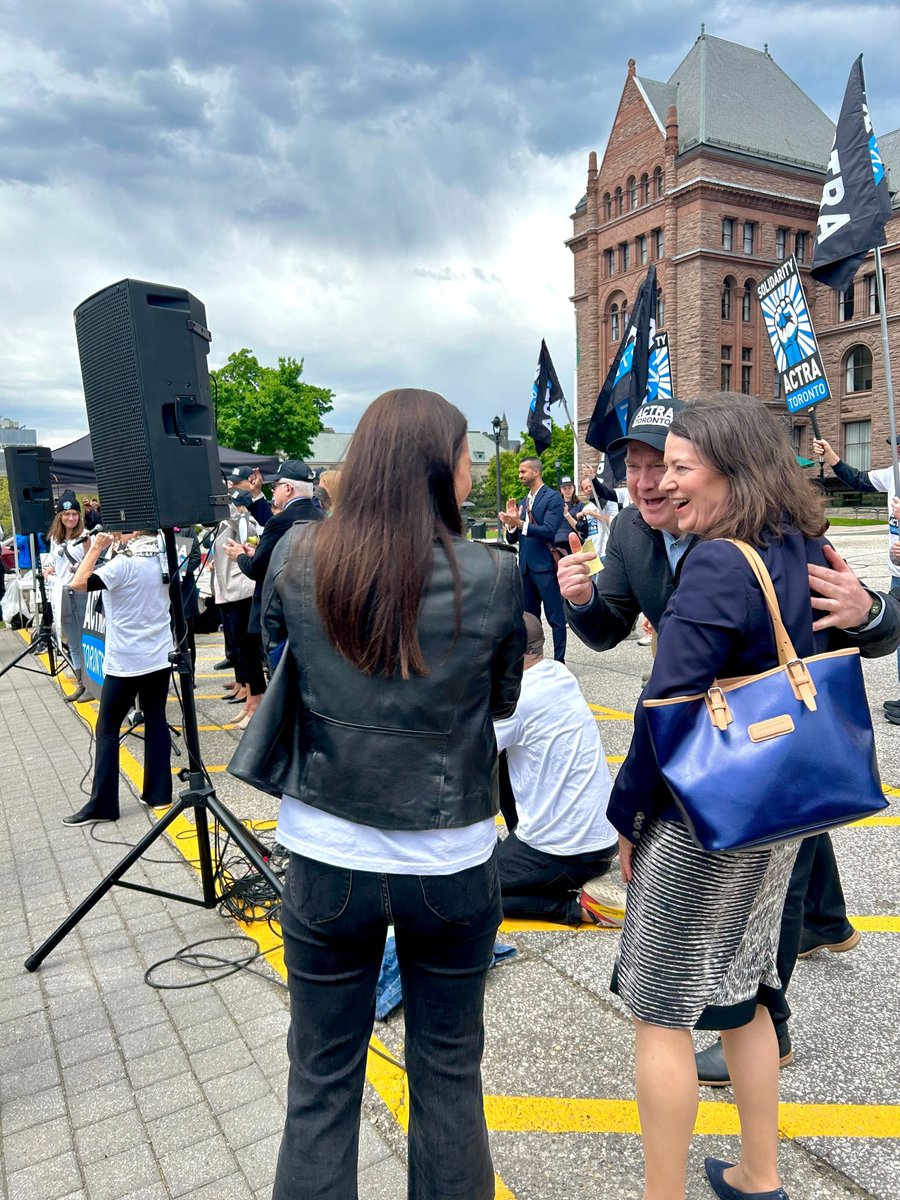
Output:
top-left (848, 590), bottom-right (883, 633)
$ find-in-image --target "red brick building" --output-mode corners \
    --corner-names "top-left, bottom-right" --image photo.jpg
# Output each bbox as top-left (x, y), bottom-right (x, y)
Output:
top-left (569, 31), bottom-right (900, 479)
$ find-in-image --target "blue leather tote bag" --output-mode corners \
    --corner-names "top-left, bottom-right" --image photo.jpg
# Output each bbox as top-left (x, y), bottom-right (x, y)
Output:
top-left (643, 540), bottom-right (887, 852)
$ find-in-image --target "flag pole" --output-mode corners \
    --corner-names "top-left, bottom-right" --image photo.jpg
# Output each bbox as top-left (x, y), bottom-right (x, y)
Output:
top-left (874, 245), bottom-right (900, 493)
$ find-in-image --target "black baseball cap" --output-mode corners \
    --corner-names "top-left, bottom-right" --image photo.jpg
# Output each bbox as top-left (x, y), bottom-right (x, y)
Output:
top-left (607, 398), bottom-right (686, 455)
top-left (560, 476), bottom-right (574, 485)
top-left (262, 459), bottom-right (315, 483)
top-left (229, 489), bottom-right (253, 508)
top-left (228, 465), bottom-right (254, 482)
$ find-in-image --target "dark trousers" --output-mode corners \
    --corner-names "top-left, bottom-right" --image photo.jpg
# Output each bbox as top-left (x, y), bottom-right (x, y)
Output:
top-left (273, 850), bottom-right (501, 1200)
top-left (522, 569), bottom-right (566, 661)
top-left (219, 598), bottom-right (265, 694)
top-left (498, 830), bottom-right (618, 924)
top-left (770, 832), bottom-right (851, 1029)
top-left (88, 669), bottom-right (172, 817)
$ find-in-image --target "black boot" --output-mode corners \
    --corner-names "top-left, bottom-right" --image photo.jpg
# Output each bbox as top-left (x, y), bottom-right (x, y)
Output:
top-left (64, 670), bottom-right (87, 703)
top-left (696, 1023), bottom-right (793, 1087)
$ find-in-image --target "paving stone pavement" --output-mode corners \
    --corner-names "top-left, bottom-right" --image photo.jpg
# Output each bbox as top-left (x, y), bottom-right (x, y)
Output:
top-left (0, 631), bottom-right (407, 1200)
top-left (2, 522), bottom-right (899, 1200)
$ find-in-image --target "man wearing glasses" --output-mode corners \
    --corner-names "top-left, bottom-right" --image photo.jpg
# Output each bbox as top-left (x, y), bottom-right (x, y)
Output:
top-left (224, 460), bottom-right (322, 639)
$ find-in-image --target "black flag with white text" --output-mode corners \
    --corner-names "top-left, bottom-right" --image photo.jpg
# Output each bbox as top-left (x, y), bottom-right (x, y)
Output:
top-left (811, 55), bottom-right (893, 292)
top-left (527, 339), bottom-right (565, 454)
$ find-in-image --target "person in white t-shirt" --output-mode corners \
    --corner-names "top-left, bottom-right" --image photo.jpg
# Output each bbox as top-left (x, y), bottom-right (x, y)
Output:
top-left (494, 612), bottom-right (622, 926)
top-left (63, 530), bottom-right (174, 826)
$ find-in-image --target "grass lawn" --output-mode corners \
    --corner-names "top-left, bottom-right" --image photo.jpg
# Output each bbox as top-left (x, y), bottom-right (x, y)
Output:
top-left (827, 517), bottom-right (885, 526)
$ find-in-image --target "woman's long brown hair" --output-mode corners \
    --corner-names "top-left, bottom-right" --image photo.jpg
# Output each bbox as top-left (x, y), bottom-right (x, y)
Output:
top-left (668, 393), bottom-right (827, 545)
top-left (314, 388), bottom-right (467, 678)
top-left (48, 510), bottom-right (85, 543)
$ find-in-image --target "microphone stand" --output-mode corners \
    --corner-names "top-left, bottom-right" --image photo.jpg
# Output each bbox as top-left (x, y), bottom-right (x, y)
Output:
top-left (25, 527), bottom-right (283, 972)
top-left (0, 532), bottom-right (75, 682)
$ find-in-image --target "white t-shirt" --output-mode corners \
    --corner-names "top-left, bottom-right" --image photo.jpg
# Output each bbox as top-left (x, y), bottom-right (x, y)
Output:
top-left (494, 659), bottom-right (617, 856)
top-left (867, 466), bottom-right (900, 577)
top-left (93, 551), bottom-right (173, 676)
top-left (276, 797), bottom-right (496, 876)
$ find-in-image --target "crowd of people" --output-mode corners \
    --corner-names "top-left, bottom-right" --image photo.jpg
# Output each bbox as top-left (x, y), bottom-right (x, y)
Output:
top-left (6, 385), bottom-right (895, 1200)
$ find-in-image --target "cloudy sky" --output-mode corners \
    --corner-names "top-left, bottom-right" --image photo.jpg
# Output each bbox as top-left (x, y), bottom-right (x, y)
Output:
top-left (2, 0), bottom-right (899, 450)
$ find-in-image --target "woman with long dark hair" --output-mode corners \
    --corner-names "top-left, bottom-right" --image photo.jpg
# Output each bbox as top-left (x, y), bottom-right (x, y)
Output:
top-left (263, 388), bottom-right (525, 1199)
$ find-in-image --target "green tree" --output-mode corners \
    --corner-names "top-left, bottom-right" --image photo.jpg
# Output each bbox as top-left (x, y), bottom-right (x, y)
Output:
top-left (0, 476), bottom-right (10, 533)
top-left (212, 349), bottom-right (334, 459)
top-left (472, 421), bottom-right (575, 513)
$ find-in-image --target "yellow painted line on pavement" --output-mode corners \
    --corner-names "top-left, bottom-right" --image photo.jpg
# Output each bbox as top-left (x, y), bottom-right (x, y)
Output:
top-left (606, 755), bottom-right (625, 764)
top-left (483, 1095), bottom-right (900, 1139)
top-left (849, 916), bottom-right (900, 932)
top-left (589, 704), bottom-right (633, 720)
top-left (852, 815), bottom-right (900, 826)
top-left (500, 915), bottom-right (898, 934)
top-left (171, 764), bottom-right (228, 773)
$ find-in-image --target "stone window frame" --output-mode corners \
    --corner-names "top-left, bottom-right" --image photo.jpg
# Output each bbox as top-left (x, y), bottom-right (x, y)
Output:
top-left (843, 344), bottom-right (873, 393)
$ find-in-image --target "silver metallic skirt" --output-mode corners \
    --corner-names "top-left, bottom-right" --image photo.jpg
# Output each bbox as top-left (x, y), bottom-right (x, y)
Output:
top-left (614, 819), bottom-right (800, 1029)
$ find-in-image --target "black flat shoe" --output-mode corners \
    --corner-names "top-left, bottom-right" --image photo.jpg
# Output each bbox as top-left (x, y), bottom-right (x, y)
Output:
top-left (696, 1027), bottom-right (792, 1086)
top-left (704, 1158), bottom-right (789, 1199)
top-left (62, 808), bottom-right (116, 827)
top-left (882, 698), bottom-right (900, 710)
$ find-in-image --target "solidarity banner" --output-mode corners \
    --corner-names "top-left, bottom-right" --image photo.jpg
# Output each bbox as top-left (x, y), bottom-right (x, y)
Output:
top-left (757, 256), bottom-right (831, 415)
top-left (647, 331), bottom-right (673, 403)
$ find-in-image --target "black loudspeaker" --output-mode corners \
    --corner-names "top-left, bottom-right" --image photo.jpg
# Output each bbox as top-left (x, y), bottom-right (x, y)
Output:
top-left (4, 445), bottom-right (54, 536)
top-left (73, 279), bottom-right (229, 530)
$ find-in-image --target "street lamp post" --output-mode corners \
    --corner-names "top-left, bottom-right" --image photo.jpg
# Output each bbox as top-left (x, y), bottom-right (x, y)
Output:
top-left (491, 415), bottom-right (503, 540)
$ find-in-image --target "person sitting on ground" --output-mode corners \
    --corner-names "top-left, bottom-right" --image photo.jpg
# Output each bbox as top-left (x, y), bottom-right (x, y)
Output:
top-left (494, 612), bottom-right (623, 927)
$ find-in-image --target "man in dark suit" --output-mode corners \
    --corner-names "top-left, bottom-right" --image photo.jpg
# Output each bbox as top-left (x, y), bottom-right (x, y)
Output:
top-left (499, 457), bottom-right (566, 661)
top-left (224, 459), bottom-right (323, 638)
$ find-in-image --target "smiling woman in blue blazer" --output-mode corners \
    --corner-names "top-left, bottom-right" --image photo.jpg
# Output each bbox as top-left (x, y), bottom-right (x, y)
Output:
top-left (607, 394), bottom-right (855, 1200)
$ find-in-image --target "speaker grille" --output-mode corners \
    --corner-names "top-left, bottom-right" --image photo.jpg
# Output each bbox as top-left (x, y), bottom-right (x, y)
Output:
top-left (75, 282), bottom-right (158, 528)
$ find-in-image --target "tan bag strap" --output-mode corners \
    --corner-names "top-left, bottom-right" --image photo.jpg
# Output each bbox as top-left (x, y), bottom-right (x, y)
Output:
top-left (720, 539), bottom-right (817, 713)
top-left (720, 539), bottom-right (798, 666)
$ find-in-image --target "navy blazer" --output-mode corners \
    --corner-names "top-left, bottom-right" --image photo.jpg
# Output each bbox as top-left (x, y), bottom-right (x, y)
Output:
top-left (505, 485), bottom-right (564, 574)
top-left (607, 531), bottom-right (860, 841)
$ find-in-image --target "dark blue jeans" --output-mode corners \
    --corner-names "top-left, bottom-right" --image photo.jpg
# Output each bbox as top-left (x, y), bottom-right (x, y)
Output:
top-left (273, 849), bottom-right (502, 1200)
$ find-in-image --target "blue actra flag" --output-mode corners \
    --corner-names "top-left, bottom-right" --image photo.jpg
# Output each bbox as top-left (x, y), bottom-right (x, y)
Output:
top-left (585, 265), bottom-right (658, 481)
top-left (527, 339), bottom-right (565, 454)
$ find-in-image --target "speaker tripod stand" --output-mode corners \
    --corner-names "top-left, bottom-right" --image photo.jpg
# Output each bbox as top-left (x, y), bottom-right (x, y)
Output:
top-left (0, 532), bottom-right (75, 684)
top-left (25, 528), bottom-right (284, 972)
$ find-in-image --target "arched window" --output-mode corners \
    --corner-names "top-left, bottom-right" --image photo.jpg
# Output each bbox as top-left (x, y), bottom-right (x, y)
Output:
top-left (604, 192), bottom-right (611, 220)
top-left (615, 186), bottom-right (623, 216)
top-left (742, 280), bottom-right (755, 323)
top-left (610, 303), bottom-right (620, 342)
top-left (656, 292), bottom-right (665, 328)
top-left (628, 176), bottom-right (637, 210)
top-left (844, 345), bottom-right (873, 393)
top-left (722, 276), bottom-right (735, 321)
top-left (654, 166), bottom-right (664, 197)
top-left (621, 302), bottom-right (628, 329)
top-left (641, 173), bottom-right (650, 204)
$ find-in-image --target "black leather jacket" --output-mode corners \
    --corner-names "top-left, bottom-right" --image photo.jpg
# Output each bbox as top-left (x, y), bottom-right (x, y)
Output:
top-left (262, 526), bottom-right (526, 831)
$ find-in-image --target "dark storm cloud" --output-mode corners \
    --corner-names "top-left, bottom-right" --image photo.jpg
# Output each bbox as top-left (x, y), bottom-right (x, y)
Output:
top-left (4, 0), bottom-right (899, 258)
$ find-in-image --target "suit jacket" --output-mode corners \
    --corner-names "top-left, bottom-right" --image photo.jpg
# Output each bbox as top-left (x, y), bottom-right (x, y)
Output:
top-left (237, 497), bottom-right (323, 632)
top-left (505, 484), bottom-right (564, 574)
top-left (607, 531), bottom-right (897, 841)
